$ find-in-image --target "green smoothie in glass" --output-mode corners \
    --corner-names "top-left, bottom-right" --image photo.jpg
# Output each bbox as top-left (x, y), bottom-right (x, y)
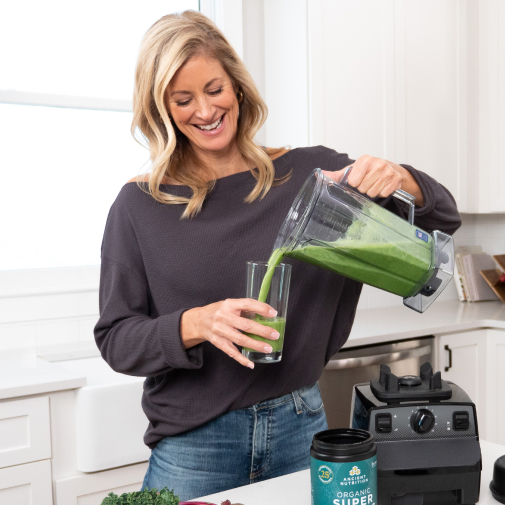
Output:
top-left (242, 317), bottom-right (286, 354)
top-left (242, 260), bottom-right (291, 364)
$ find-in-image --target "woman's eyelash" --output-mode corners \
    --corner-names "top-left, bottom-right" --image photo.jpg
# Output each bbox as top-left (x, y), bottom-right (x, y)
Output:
top-left (176, 88), bottom-right (223, 107)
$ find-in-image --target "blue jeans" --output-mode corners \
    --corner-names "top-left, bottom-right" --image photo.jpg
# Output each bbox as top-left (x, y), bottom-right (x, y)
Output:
top-left (141, 381), bottom-right (328, 501)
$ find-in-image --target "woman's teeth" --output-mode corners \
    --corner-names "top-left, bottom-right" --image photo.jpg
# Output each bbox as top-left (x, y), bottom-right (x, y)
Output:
top-left (195, 115), bottom-right (223, 131)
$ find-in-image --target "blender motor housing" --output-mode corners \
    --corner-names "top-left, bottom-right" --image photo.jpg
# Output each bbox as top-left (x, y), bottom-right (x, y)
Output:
top-left (351, 363), bottom-right (482, 505)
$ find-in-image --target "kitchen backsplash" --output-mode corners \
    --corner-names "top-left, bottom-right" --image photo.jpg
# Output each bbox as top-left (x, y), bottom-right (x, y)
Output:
top-left (0, 316), bottom-right (97, 350)
top-left (1, 214), bottom-right (504, 351)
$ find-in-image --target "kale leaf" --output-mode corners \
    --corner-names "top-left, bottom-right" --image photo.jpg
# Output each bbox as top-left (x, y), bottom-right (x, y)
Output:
top-left (101, 487), bottom-right (179, 505)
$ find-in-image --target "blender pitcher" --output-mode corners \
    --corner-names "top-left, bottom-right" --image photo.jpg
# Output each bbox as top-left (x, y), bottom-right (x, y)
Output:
top-left (273, 167), bottom-right (454, 313)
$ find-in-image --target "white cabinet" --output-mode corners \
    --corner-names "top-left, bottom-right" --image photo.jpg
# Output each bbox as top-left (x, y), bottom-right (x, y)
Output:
top-left (0, 460), bottom-right (53, 505)
top-left (484, 330), bottom-right (505, 445)
top-left (438, 330), bottom-right (486, 410)
top-left (438, 330), bottom-right (487, 436)
top-left (308, 0), bottom-right (469, 210)
top-left (55, 462), bottom-right (148, 505)
top-left (438, 329), bottom-right (505, 443)
top-left (0, 396), bottom-right (51, 468)
top-left (304, 0), bottom-right (505, 213)
top-left (0, 397), bottom-right (53, 504)
top-left (475, 0), bottom-right (505, 213)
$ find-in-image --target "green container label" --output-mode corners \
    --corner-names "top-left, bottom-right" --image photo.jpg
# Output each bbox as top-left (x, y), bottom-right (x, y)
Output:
top-left (310, 456), bottom-right (377, 505)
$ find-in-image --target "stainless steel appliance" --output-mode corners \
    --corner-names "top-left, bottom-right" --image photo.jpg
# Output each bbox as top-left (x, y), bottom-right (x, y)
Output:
top-left (319, 337), bottom-right (434, 429)
top-left (351, 362), bottom-right (481, 505)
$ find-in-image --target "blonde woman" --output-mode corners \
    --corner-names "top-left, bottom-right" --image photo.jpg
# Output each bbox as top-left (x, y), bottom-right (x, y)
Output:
top-left (94, 10), bottom-right (461, 500)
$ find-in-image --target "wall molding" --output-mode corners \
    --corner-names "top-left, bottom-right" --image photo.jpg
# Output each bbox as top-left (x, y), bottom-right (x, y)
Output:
top-left (0, 266), bottom-right (100, 327)
top-left (0, 265), bottom-right (100, 299)
top-left (0, 285), bottom-right (98, 300)
top-left (0, 90), bottom-right (132, 112)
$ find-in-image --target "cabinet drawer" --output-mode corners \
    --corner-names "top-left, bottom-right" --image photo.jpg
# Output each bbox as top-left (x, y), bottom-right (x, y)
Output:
top-left (0, 459), bottom-right (53, 505)
top-left (56, 462), bottom-right (148, 505)
top-left (0, 396), bottom-right (51, 468)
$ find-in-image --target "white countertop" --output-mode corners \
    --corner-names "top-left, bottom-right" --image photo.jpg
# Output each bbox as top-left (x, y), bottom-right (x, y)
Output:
top-left (0, 300), bottom-right (504, 400)
top-left (343, 300), bottom-right (505, 348)
top-left (198, 439), bottom-right (504, 505)
top-left (0, 347), bottom-right (87, 400)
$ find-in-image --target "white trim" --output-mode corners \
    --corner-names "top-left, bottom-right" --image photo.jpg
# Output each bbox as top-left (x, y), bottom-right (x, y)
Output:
top-left (456, 0), bottom-right (469, 212)
top-left (0, 292), bottom-right (99, 325)
top-left (307, 0), bottom-right (324, 146)
top-left (0, 285), bottom-right (98, 300)
top-left (264, 0), bottom-right (309, 148)
top-left (199, 0), bottom-right (215, 21)
top-left (0, 90), bottom-right (132, 112)
top-left (0, 265), bottom-right (100, 299)
top-left (382, 0), bottom-right (396, 161)
top-left (205, 0), bottom-right (243, 60)
top-left (394, 0), bottom-right (407, 163)
top-left (0, 266), bottom-right (99, 325)
top-left (478, 0), bottom-right (505, 212)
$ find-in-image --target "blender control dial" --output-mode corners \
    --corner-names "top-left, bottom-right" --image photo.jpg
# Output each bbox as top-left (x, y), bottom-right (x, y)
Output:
top-left (410, 409), bottom-right (435, 434)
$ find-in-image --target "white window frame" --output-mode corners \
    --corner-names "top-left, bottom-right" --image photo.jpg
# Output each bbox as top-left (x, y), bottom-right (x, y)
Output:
top-left (0, 90), bottom-right (132, 112)
top-left (0, 0), bottom-right (244, 297)
top-left (200, 0), bottom-right (243, 59)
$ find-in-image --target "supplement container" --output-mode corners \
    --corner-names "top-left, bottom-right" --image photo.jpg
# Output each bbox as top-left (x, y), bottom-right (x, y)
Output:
top-left (311, 428), bottom-right (377, 505)
top-left (273, 167), bottom-right (454, 313)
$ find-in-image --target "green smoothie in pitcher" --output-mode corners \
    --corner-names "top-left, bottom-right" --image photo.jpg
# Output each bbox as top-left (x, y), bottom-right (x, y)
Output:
top-left (256, 238), bottom-right (432, 306)
top-left (287, 240), bottom-right (432, 298)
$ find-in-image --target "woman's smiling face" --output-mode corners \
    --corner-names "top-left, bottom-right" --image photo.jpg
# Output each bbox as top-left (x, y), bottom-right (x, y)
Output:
top-left (166, 54), bottom-right (240, 154)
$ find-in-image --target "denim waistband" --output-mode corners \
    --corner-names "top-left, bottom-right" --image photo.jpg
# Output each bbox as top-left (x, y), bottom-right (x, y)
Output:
top-left (246, 382), bottom-right (317, 410)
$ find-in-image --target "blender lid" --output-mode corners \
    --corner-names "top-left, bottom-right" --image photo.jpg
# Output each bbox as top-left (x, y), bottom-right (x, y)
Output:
top-left (490, 455), bottom-right (505, 504)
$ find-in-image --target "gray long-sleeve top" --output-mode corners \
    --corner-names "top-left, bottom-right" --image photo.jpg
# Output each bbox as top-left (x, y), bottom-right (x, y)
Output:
top-left (94, 146), bottom-right (461, 448)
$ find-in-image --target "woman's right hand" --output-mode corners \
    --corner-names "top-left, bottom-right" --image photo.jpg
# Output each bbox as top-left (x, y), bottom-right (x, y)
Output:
top-left (180, 299), bottom-right (280, 369)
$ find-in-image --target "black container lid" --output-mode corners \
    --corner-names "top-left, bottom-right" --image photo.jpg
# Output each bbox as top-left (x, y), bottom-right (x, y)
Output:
top-left (490, 455), bottom-right (505, 504)
top-left (312, 429), bottom-right (375, 457)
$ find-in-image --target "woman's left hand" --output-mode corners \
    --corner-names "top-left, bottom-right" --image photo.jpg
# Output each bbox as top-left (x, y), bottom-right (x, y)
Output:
top-left (322, 155), bottom-right (424, 206)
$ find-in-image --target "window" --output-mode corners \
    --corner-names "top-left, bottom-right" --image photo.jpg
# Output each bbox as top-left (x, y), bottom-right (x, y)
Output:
top-left (0, 0), bottom-right (200, 271)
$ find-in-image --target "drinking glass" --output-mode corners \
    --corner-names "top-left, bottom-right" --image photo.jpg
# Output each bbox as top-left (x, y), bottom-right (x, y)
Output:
top-left (241, 261), bottom-right (291, 363)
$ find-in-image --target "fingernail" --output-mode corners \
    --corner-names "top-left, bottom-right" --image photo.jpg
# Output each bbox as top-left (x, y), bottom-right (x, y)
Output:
top-left (269, 309), bottom-right (277, 316)
top-left (271, 331), bottom-right (280, 339)
top-left (248, 362), bottom-right (255, 369)
top-left (264, 345), bottom-right (273, 353)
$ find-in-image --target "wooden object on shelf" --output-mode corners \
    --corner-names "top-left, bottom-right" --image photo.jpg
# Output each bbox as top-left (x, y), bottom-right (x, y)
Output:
top-left (480, 269), bottom-right (505, 304)
top-left (493, 255), bottom-right (505, 271)
top-left (464, 254), bottom-right (499, 301)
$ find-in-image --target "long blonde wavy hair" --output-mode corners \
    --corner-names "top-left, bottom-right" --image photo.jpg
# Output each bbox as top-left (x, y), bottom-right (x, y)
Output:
top-left (131, 10), bottom-right (289, 218)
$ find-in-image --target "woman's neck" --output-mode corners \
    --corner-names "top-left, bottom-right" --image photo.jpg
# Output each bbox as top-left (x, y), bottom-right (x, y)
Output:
top-left (191, 142), bottom-right (254, 181)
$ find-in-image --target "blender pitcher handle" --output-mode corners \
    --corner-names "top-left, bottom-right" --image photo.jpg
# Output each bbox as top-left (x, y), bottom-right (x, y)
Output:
top-left (339, 165), bottom-right (416, 225)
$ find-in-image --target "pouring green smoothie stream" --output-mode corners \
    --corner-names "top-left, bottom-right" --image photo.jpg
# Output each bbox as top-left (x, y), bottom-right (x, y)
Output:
top-left (243, 240), bottom-right (432, 354)
top-left (242, 248), bottom-right (287, 354)
top-left (243, 231), bottom-right (433, 355)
